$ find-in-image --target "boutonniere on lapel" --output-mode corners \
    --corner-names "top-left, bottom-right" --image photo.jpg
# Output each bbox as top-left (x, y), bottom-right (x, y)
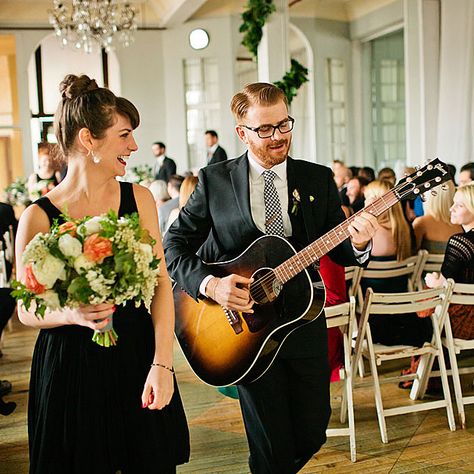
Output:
top-left (291, 189), bottom-right (301, 215)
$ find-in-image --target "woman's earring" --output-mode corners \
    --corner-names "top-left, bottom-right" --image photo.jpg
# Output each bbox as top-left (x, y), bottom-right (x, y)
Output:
top-left (91, 151), bottom-right (101, 164)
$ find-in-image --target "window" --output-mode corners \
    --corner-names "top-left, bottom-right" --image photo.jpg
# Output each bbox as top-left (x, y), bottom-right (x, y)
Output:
top-left (183, 58), bottom-right (220, 169)
top-left (371, 31), bottom-right (406, 171)
top-left (325, 58), bottom-right (347, 162)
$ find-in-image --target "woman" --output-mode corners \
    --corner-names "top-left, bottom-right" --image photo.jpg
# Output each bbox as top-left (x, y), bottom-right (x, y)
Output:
top-left (361, 180), bottom-right (432, 347)
top-left (425, 183), bottom-right (474, 339)
top-left (27, 142), bottom-right (62, 201)
top-left (413, 181), bottom-right (462, 253)
top-left (16, 75), bottom-right (189, 473)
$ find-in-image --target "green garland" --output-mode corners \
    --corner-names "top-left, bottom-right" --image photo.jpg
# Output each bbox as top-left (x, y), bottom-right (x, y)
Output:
top-left (239, 0), bottom-right (309, 105)
top-left (239, 0), bottom-right (276, 58)
top-left (274, 59), bottom-right (309, 105)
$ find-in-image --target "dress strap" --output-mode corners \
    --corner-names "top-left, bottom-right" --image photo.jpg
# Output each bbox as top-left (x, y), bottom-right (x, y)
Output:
top-left (34, 197), bottom-right (63, 227)
top-left (118, 181), bottom-right (138, 217)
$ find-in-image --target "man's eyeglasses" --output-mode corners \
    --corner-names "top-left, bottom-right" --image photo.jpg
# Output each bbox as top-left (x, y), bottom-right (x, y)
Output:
top-left (240, 116), bottom-right (295, 139)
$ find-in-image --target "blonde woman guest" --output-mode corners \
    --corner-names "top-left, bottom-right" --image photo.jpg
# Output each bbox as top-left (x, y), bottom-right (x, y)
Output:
top-left (362, 180), bottom-right (432, 347)
top-left (425, 183), bottom-right (474, 339)
top-left (15, 74), bottom-right (189, 473)
top-left (413, 181), bottom-right (462, 253)
top-left (165, 176), bottom-right (198, 234)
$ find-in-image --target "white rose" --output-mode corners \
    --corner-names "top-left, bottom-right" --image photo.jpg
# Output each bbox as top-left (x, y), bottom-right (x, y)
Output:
top-left (139, 243), bottom-right (153, 263)
top-left (58, 234), bottom-right (82, 258)
top-left (32, 254), bottom-right (66, 288)
top-left (74, 255), bottom-right (95, 274)
top-left (78, 216), bottom-right (103, 236)
top-left (40, 290), bottom-right (61, 310)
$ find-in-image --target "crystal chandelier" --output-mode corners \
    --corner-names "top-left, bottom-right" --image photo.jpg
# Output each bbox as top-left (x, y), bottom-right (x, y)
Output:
top-left (49, 0), bottom-right (138, 54)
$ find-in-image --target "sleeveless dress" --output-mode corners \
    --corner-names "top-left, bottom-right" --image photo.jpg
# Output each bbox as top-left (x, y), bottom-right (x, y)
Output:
top-left (28, 182), bottom-right (190, 474)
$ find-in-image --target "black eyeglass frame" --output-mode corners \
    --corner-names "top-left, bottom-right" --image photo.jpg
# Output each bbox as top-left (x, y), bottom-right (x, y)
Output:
top-left (240, 116), bottom-right (295, 139)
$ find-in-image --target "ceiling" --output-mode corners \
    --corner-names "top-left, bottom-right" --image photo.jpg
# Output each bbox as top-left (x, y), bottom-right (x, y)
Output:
top-left (0, 0), bottom-right (396, 29)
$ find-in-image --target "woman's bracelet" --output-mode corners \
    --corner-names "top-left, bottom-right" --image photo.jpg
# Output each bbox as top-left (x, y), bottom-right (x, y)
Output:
top-left (151, 362), bottom-right (174, 373)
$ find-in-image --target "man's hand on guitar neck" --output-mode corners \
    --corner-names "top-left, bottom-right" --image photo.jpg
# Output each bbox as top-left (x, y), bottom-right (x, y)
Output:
top-left (205, 274), bottom-right (254, 313)
top-left (348, 211), bottom-right (380, 251)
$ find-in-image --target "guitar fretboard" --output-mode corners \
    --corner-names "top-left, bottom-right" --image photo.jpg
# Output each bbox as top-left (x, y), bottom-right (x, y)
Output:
top-left (274, 190), bottom-right (399, 283)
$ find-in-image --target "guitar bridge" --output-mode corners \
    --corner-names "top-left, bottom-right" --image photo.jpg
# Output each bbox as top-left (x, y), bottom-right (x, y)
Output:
top-left (223, 307), bottom-right (243, 334)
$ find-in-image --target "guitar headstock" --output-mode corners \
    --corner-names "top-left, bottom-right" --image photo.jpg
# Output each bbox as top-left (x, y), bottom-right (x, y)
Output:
top-left (394, 159), bottom-right (453, 201)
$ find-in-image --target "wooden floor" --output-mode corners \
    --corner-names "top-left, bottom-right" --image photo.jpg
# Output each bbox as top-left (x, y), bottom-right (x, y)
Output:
top-left (2, 317), bottom-right (474, 473)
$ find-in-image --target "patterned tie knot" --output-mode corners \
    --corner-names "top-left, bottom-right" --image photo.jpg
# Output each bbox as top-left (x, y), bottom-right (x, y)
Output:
top-left (262, 169), bottom-right (278, 183)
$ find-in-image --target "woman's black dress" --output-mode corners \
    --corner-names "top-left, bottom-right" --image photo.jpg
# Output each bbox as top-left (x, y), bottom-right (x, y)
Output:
top-left (29, 182), bottom-right (190, 474)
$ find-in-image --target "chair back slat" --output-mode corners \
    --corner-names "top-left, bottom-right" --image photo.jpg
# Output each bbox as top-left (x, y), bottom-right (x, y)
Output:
top-left (450, 283), bottom-right (474, 305)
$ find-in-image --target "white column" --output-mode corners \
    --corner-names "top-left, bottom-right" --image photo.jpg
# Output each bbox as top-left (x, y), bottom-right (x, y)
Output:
top-left (403, 0), bottom-right (440, 166)
top-left (257, 0), bottom-right (290, 83)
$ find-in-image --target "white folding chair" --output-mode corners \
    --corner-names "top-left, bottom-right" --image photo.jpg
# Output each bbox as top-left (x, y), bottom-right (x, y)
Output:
top-left (429, 283), bottom-right (474, 429)
top-left (414, 252), bottom-right (444, 291)
top-left (345, 266), bottom-right (362, 299)
top-left (351, 281), bottom-right (456, 443)
top-left (325, 296), bottom-right (357, 462)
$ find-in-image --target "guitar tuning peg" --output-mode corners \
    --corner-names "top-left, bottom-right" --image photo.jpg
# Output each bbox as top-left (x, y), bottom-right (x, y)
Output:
top-left (441, 184), bottom-right (449, 191)
top-left (420, 193), bottom-right (427, 202)
top-left (424, 182), bottom-right (431, 188)
top-left (430, 190), bottom-right (438, 197)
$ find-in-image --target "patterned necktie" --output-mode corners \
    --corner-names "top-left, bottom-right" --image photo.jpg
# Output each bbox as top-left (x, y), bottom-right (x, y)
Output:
top-left (262, 170), bottom-right (285, 237)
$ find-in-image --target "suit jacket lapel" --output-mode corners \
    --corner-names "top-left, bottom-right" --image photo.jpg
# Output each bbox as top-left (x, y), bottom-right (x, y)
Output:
top-left (230, 154), bottom-right (260, 233)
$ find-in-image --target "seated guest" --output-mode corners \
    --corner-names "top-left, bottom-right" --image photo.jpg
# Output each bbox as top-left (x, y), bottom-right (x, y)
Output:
top-left (413, 181), bottom-right (462, 254)
top-left (158, 174), bottom-right (184, 237)
top-left (346, 176), bottom-right (368, 214)
top-left (27, 142), bottom-right (61, 201)
top-left (149, 180), bottom-right (170, 210)
top-left (165, 176), bottom-right (199, 235)
top-left (333, 163), bottom-right (352, 206)
top-left (358, 166), bottom-right (375, 183)
top-left (459, 162), bottom-right (474, 186)
top-left (425, 183), bottom-right (474, 339)
top-left (377, 167), bottom-right (396, 186)
top-left (362, 180), bottom-right (432, 347)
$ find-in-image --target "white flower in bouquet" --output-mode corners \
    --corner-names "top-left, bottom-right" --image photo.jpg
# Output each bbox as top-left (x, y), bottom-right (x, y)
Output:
top-left (139, 242), bottom-right (154, 264)
top-left (40, 290), bottom-right (61, 310)
top-left (73, 255), bottom-right (95, 274)
top-left (58, 234), bottom-right (82, 258)
top-left (77, 216), bottom-right (103, 236)
top-left (32, 254), bottom-right (66, 288)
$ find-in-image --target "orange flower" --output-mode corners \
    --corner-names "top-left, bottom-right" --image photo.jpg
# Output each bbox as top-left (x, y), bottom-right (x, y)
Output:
top-left (58, 221), bottom-right (77, 237)
top-left (83, 234), bottom-right (113, 263)
top-left (24, 264), bottom-right (46, 294)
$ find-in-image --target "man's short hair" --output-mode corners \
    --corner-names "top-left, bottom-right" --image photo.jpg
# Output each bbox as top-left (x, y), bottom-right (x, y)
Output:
top-left (230, 83), bottom-right (288, 121)
top-left (460, 162), bottom-right (474, 180)
top-left (205, 130), bottom-right (218, 139)
top-left (168, 174), bottom-right (185, 192)
top-left (153, 141), bottom-right (166, 149)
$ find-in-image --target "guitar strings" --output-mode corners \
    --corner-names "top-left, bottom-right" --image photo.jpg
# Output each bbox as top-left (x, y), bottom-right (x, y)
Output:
top-left (248, 174), bottom-right (445, 302)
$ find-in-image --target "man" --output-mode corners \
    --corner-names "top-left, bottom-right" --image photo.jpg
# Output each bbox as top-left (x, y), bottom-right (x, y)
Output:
top-left (205, 130), bottom-right (228, 165)
top-left (164, 83), bottom-right (378, 474)
top-left (158, 174), bottom-right (184, 237)
top-left (152, 141), bottom-right (176, 183)
top-left (346, 176), bottom-right (368, 214)
top-left (459, 162), bottom-right (474, 186)
top-left (332, 161), bottom-right (352, 206)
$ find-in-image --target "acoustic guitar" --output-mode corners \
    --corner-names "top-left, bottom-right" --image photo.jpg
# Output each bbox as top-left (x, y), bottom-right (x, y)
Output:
top-left (173, 159), bottom-right (452, 386)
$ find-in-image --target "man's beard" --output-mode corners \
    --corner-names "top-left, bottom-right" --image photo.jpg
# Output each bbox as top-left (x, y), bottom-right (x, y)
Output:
top-left (250, 138), bottom-right (291, 167)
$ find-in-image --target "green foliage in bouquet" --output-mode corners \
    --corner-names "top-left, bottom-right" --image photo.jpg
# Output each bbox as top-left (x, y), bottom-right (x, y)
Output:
top-left (12, 210), bottom-right (160, 347)
top-left (240, 0), bottom-right (276, 58)
top-left (274, 59), bottom-right (309, 105)
top-left (3, 177), bottom-right (31, 206)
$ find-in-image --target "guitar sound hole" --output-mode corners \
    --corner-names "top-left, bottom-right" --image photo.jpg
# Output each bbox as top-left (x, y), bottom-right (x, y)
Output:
top-left (250, 267), bottom-right (282, 305)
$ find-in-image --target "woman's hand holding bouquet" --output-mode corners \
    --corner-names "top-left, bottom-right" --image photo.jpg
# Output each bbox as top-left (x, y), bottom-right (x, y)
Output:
top-left (12, 210), bottom-right (160, 347)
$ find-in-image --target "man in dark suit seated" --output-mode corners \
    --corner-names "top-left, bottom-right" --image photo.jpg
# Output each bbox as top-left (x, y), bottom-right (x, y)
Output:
top-left (205, 130), bottom-right (228, 165)
top-left (152, 141), bottom-right (176, 183)
top-left (164, 83), bottom-right (378, 474)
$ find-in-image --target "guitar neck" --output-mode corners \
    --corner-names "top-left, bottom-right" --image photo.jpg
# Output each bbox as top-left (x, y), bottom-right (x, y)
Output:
top-left (274, 190), bottom-right (400, 283)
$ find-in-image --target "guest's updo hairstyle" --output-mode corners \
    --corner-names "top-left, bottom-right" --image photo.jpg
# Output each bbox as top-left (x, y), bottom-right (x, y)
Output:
top-left (54, 74), bottom-right (140, 157)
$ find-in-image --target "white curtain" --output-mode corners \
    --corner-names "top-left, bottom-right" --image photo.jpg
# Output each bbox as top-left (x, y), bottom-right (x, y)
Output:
top-left (436, 0), bottom-right (474, 169)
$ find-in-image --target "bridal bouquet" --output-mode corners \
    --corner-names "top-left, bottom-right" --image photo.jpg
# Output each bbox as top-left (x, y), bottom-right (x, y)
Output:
top-left (12, 211), bottom-right (160, 347)
top-left (29, 178), bottom-right (56, 201)
top-left (4, 177), bottom-right (31, 206)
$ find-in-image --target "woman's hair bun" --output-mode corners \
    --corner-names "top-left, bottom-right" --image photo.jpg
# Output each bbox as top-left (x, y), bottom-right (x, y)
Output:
top-left (59, 74), bottom-right (99, 100)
